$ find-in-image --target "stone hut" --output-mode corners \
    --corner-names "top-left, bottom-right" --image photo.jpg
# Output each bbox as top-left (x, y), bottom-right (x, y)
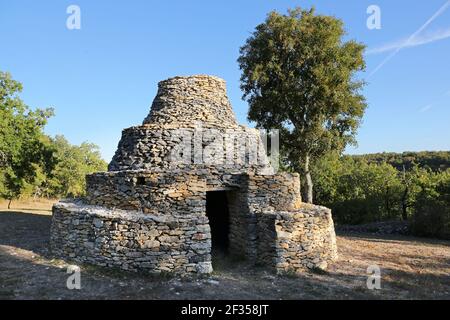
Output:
top-left (50, 75), bottom-right (337, 275)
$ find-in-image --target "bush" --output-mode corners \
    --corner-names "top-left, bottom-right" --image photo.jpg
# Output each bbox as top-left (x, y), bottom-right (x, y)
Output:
top-left (411, 175), bottom-right (450, 239)
top-left (312, 154), bottom-right (403, 224)
top-left (310, 152), bottom-right (450, 230)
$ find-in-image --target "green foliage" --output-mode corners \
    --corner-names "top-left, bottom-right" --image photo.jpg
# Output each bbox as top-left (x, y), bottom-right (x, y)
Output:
top-left (0, 71), bottom-right (56, 203)
top-left (0, 70), bottom-right (107, 201)
top-left (44, 135), bottom-right (107, 198)
top-left (238, 7), bottom-right (367, 202)
top-left (353, 151), bottom-right (450, 172)
top-left (411, 172), bottom-right (450, 239)
top-left (313, 154), bottom-right (403, 224)
top-left (312, 152), bottom-right (450, 238)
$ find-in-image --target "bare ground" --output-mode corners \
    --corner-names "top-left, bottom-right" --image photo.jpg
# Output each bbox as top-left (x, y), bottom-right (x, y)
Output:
top-left (0, 205), bottom-right (449, 300)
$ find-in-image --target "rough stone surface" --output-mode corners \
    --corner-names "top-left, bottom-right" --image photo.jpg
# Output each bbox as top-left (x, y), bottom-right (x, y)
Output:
top-left (50, 75), bottom-right (338, 275)
top-left (51, 201), bottom-right (212, 273)
top-left (142, 75), bottom-right (238, 128)
top-left (257, 205), bottom-right (338, 273)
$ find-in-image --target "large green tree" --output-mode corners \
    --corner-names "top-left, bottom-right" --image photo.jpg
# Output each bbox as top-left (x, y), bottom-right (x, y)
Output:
top-left (45, 135), bottom-right (107, 198)
top-left (238, 8), bottom-right (367, 203)
top-left (1, 71), bottom-right (108, 202)
top-left (0, 71), bottom-right (55, 207)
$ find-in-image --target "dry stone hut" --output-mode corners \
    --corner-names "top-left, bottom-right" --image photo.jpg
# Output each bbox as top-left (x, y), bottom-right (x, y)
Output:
top-left (50, 75), bottom-right (337, 275)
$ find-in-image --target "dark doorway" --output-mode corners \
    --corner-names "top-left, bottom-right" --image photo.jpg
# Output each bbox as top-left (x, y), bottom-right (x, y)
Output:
top-left (206, 191), bottom-right (230, 258)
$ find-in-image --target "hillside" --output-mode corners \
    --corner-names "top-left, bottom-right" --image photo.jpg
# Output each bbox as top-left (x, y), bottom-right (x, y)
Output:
top-left (350, 151), bottom-right (450, 172)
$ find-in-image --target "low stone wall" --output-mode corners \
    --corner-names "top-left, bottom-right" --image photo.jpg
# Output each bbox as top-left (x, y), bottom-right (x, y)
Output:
top-left (245, 172), bottom-right (302, 213)
top-left (257, 205), bottom-right (338, 273)
top-left (50, 202), bottom-right (212, 274)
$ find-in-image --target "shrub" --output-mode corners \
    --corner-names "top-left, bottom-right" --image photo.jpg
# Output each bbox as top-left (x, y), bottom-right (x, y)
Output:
top-left (411, 175), bottom-right (450, 239)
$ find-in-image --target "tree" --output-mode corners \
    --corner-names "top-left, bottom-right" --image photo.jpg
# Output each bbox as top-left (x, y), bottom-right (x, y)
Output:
top-left (0, 71), bottom-right (55, 207)
top-left (398, 164), bottom-right (433, 221)
top-left (310, 151), bottom-right (342, 205)
top-left (331, 158), bottom-right (402, 224)
top-left (353, 151), bottom-right (450, 172)
top-left (44, 135), bottom-right (107, 198)
top-left (238, 7), bottom-right (367, 203)
top-left (0, 71), bottom-right (107, 202)
top-left (411, 171), bottom-right (450, 239)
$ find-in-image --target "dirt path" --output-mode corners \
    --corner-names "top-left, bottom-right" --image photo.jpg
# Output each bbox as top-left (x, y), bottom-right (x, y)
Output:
top-left (0, 209), bottom-right (449, 300)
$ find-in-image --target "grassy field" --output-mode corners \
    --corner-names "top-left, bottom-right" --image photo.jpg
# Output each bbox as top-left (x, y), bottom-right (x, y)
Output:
top-left (0, 201), bottom-right (449, 300)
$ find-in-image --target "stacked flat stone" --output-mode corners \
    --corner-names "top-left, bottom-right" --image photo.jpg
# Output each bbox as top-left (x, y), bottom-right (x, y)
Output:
top-left (109, 75), bottom-right (268, 173)
top-left (50, 75), bottom-right (338, 275)
top-left (142, 75), bottom-right (238, 128)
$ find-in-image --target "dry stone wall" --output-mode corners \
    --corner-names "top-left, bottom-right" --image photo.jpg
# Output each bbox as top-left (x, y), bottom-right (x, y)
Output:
top-left (110, 76), bottom-right (272, 174)
top-left (142, 75), bottom-right (238, 128)
top-left (50, 75), bottom-right (338, 275)
top-left (108, 126), bottom-right (272, 173)
top-left (226, 173), bottom-right (303, 260)
top-left (51, 201), bottom-right (212, 274)
top-left (257, 206), bottom-right (338, 273)
top-left (85, 171), bottom-right (208, 214)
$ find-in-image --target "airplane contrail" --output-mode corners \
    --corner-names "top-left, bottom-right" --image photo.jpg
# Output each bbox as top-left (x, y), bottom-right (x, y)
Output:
top-left (367, 27), bottom-right (450, 55)
top-left (369, 0), bottom-right (450, 77)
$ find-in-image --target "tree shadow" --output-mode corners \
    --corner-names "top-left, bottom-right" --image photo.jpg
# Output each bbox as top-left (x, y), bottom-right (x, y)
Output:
top-left (0, 211), bottom-right (52, 257)
top-left (380, 267), bottom-right (450, 299)
top-left (337, 231), bottom-right (450, 247)
top-left (1, 210), bottom-right (448, 299)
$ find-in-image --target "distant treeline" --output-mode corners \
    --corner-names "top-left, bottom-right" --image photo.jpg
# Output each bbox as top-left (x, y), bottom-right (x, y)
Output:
top-left (311, 152), bottom-right (450, 239)
top-left (351, 151), bottom-right (450, 172)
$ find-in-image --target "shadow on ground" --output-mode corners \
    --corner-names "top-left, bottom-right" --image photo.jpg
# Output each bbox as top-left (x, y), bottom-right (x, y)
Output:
top-left (0, 210), bottom-right (449, 299)
top-left (0, 211), bottom-right (52, 255)
top-left (337, 231), bottom-right (450, 247)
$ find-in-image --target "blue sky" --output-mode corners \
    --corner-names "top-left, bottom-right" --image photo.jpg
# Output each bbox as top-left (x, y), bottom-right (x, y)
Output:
top-left (1, 0), bottom-right (449, 161)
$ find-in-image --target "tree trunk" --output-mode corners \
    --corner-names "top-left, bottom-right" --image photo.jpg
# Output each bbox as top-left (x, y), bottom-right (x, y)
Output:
top-left (401, 166), bottom-right (409, 221)
top-left (385, 187), bottom-right (391, 215)
top-left (8, 199), bottom-right (12, 210)
top-left (303, 154), bottom-right (314, 204)
top-left (401, 186), bottom-right (409, 221)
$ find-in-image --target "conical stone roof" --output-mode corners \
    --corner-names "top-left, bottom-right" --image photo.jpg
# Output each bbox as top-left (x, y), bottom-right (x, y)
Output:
top-left (142, 75), bottom-right (238, 129)
top-left (108, 75), bottom-right (272, 173)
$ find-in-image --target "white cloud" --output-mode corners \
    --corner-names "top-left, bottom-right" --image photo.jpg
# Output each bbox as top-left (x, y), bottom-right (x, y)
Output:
top-left (369, 0), bottom-right (450, 77)
top-left (367, 28), bottom-right (450, 55)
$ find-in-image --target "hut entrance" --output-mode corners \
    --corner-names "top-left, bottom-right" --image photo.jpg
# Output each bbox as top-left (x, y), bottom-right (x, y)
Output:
top-left (206, 191), bottom-right (230, 264)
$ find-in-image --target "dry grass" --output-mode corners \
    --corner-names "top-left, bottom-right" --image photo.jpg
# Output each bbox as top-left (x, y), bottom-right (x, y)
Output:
top-left (0, 198), bottom-right (56, 213)
top-left (0, 207), bottom-right (449, 300)
top-left (331, 234), bottom-right (450, 299)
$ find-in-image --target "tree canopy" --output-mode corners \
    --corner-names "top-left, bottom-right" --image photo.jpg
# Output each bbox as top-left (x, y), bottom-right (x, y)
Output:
top-left (44, 135), bottom-right (107, 198)
top-left (352, 151), bottom-right (450, 172)
top-left (0, 71), bottom-right (56, 206)
top-left (311, 152), bottom-right (450, 239)
top-left (0, 71), bottom-right (107, 204)
top-left (238, 7), bottom-right (367, 203)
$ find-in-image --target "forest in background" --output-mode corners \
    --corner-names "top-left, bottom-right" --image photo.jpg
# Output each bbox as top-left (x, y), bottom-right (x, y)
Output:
top-left (352, 151), bottom-right (450, 172)
top-left (310, 151), bottom-right (450, 238)
top-left (0, 71), bottom-right (107, 206)
top-left (0, 134), bottom-right (107, 203)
